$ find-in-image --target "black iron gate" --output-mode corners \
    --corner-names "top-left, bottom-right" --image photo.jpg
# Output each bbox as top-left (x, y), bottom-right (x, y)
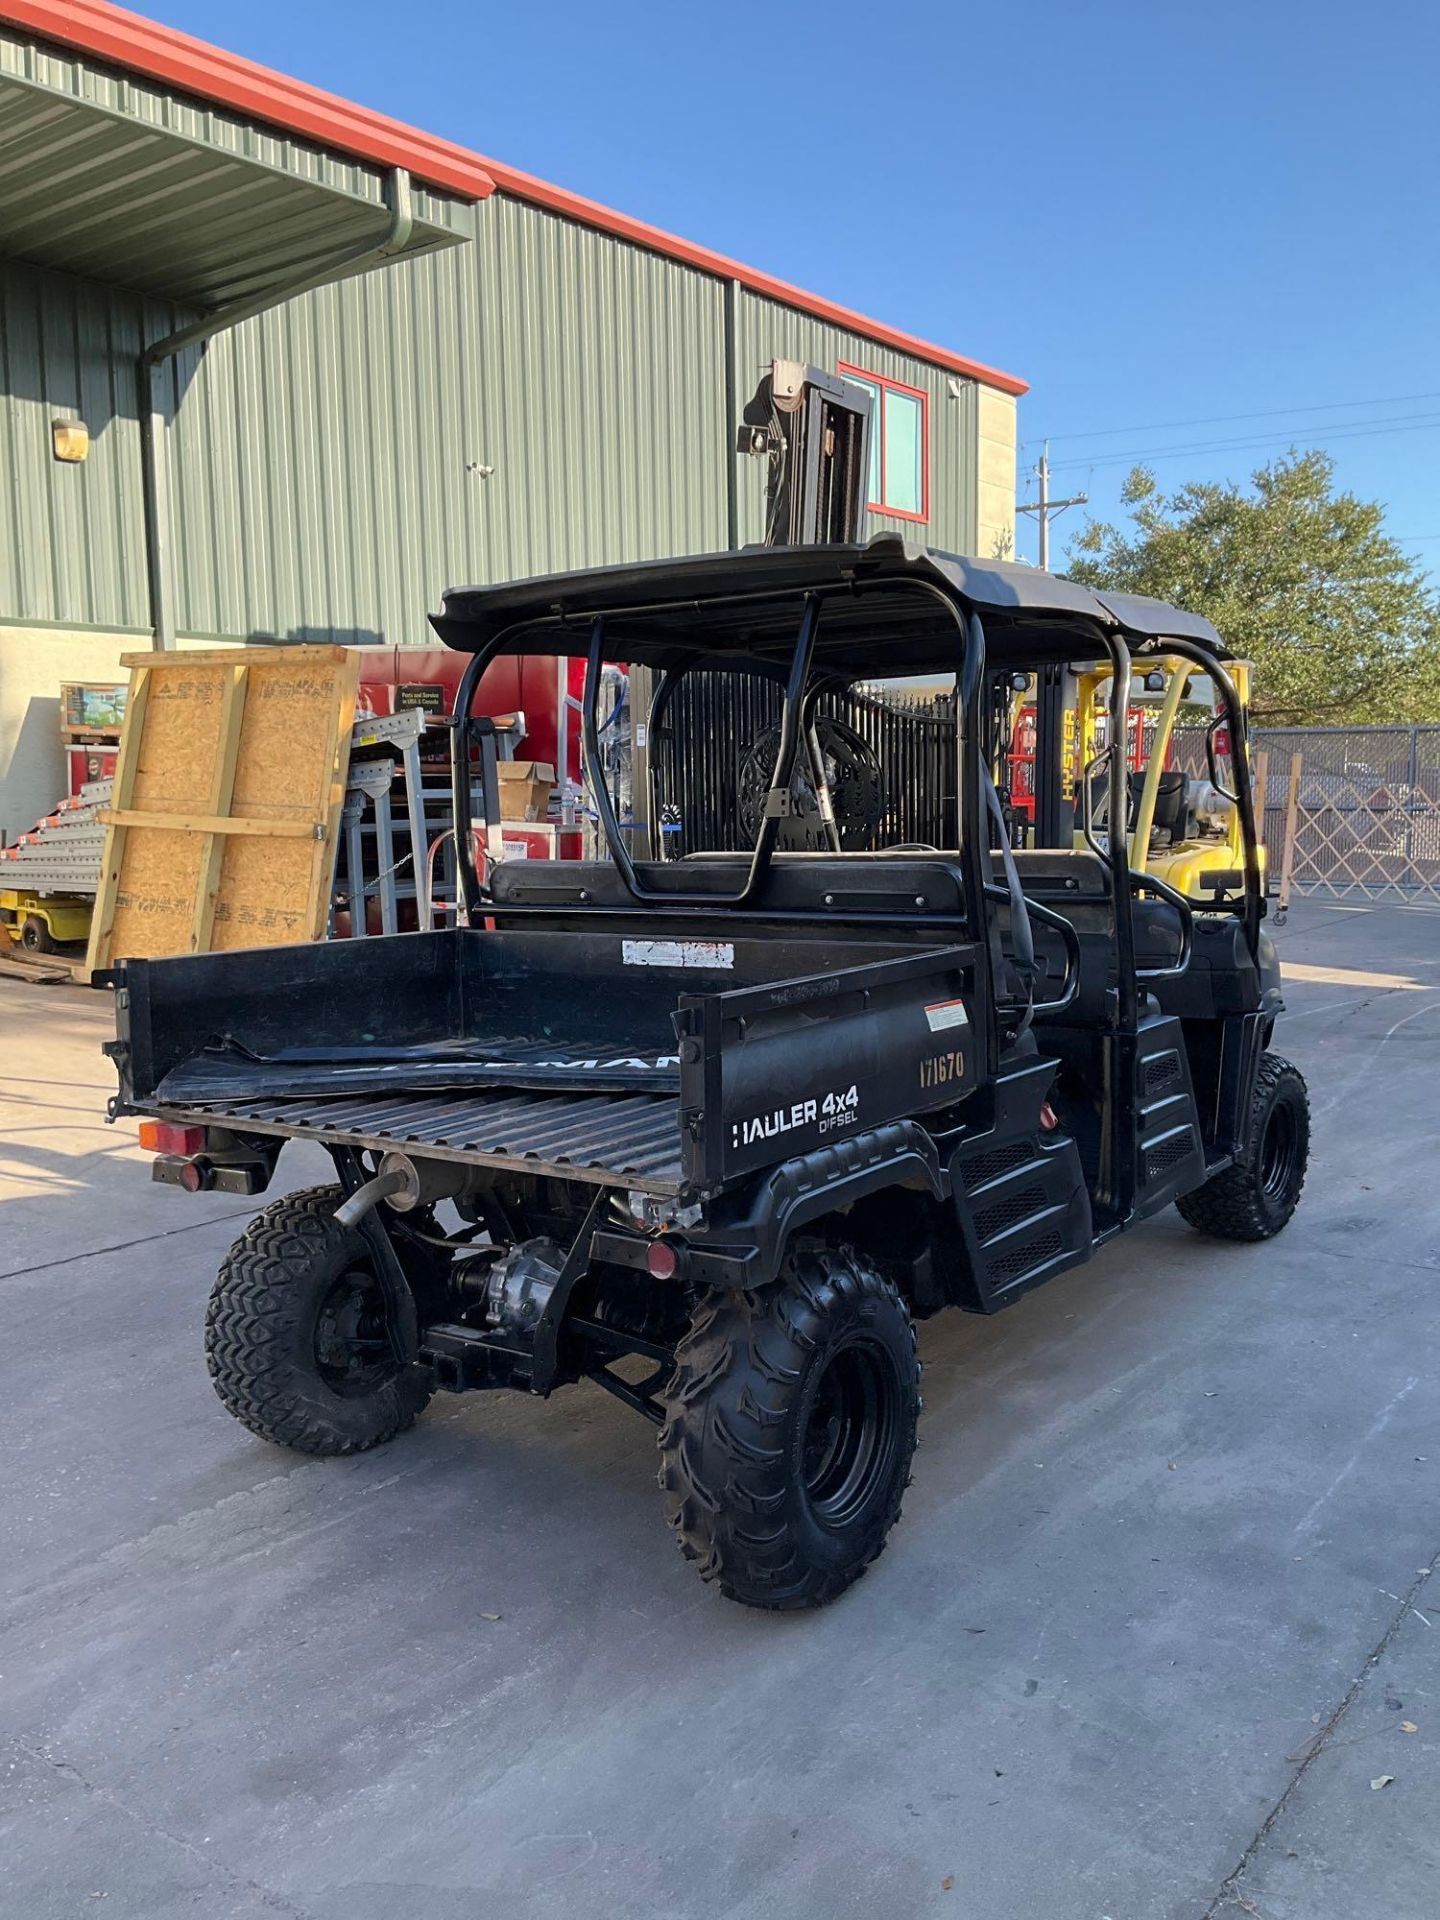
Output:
top-left (651, 672), bottom-right (957, 854)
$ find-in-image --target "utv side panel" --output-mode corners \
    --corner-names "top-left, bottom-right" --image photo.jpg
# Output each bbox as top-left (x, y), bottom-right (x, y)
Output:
top-left (677, 945), bottom-right (983, 1189)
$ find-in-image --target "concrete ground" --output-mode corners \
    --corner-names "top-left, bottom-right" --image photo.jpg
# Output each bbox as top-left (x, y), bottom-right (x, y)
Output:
top-left (1, 898), bottom-right (1437, 1920)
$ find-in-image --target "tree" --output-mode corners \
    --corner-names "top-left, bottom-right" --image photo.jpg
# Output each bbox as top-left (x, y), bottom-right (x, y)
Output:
top-left (1066, 452), bottom-right (1440, 725)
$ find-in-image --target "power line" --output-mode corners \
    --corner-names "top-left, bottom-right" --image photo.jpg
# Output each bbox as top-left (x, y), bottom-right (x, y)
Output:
top-left (1015, 445), bottom-right (1086, 570)
top-left (1024, 389), bottom-right (1440, 450)
top-left (1053, 409), bottom-right (1440, 470)
top-left (1049, 411), bottom-right (1440, 474)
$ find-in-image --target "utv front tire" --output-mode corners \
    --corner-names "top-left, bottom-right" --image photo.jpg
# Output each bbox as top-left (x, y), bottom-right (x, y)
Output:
top-left (206, 1186), bottom-right (432, 1455)
top-left (658, 1246), bottom-right (919, 1610)
top-left (1177, 1051), bottom-right (1309, 1241)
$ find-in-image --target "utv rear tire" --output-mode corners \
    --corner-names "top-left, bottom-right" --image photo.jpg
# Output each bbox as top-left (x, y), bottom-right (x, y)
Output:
top-left (658, 1246), bottom-right (920, 1610)
top-left (206, 1186), bottom-right (432, 1456)
top-left (1177, 1051), bottom-right (1309, 1241)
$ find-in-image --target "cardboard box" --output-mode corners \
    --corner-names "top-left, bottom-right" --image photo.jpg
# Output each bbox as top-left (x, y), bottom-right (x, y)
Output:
top-left (60, 681), bottom-right (127, 735)
top-left (497, 759), bottom-right (555, 822)
top-left (495, 824), bottom-right (585, 862)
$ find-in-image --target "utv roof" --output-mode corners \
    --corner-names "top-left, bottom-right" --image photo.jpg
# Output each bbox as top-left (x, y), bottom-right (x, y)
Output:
top-left (430, 536), bottom-right (1225, 675)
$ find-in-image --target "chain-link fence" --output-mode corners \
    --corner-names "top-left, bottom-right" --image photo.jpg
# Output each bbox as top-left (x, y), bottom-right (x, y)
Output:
top-left (1249, 725), bottom-right (1440, 904)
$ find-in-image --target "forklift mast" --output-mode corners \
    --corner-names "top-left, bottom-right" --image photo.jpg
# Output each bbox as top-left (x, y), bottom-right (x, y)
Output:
top-left (738, 359), bottom-right (874, 546)
top-left (1030, 664), bottom-right (1080, 847)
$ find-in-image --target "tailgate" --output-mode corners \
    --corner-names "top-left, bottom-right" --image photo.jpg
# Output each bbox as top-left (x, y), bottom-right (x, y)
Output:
top-left (154, 1086), bottom-right (684, 1194)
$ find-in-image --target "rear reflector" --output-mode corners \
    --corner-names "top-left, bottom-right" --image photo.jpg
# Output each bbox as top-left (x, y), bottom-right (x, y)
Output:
top-left (645, 1239), bottom-right (680, 1279)
top-left (138, 1120), bottom-right (207, 1156)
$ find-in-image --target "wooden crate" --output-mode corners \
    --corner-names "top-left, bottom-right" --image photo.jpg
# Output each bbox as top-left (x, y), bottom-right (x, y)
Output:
top-left (87, 647), bottom-right (358, 969)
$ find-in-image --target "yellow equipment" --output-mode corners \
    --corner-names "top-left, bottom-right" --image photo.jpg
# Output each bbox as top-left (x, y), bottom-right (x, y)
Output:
top-left (0, 887), bottom-right (93, 953)
top-left (1069, 658), bottom-right (1262, 901)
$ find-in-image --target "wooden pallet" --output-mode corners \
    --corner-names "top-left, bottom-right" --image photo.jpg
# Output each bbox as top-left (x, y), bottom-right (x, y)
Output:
top-left (87, 648), bottom-right (358, 970)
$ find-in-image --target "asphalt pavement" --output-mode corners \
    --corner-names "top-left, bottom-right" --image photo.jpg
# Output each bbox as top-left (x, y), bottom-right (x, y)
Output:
top-left (1, 897), bottom-right (1437, 1919)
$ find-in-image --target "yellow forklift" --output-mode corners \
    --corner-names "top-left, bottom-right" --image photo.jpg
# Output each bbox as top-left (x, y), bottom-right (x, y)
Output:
top-left (1002, 656), bottom-right (1260, 900)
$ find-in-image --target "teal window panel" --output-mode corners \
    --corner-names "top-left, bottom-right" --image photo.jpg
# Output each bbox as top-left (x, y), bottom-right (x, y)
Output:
top-left (840, 363), bottom-right (929, 523)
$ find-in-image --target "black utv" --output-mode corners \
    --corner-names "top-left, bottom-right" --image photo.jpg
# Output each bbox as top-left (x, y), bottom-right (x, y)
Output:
top-left (106, 539), bottom-right (1308, 1610)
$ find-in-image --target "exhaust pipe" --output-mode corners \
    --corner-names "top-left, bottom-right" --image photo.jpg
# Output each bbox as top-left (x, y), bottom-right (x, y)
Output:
top-left (334, 1151), bottom-right (473, 1229)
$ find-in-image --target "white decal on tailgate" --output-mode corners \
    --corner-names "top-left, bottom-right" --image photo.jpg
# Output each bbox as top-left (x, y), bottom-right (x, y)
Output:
top-left (925, 998), bottom-right (969, 1033)
top-left (622, 939), bottom-right (735, 970)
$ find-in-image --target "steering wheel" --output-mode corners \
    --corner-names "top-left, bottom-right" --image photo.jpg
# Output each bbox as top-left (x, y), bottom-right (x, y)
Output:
top-left (738, 715), bottom-right (884, 850)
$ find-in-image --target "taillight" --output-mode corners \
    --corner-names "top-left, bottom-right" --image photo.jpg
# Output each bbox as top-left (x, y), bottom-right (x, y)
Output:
top-left (645, 1238), bottom-right (680, 1279)
top-left (138, 1120), bottom-right (207, 1156)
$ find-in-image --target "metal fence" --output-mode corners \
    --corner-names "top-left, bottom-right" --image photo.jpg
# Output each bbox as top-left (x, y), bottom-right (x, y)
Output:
top-left (1248, 724), bottom-right (1440, 905)
top-left (652, 674), bottom-right (956, 852)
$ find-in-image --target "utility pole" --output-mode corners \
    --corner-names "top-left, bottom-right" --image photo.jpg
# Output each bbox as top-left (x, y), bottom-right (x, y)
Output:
top-left (1016, 443), bottom-right (1087, 571)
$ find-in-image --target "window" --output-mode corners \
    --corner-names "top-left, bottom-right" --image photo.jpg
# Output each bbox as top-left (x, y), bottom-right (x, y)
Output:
top-left (838, 364), bottom-right (929, 522)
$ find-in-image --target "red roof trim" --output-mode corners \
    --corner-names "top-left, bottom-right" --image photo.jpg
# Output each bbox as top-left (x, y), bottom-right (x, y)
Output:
top-left (0, 0), bottom-right (1028, 395)
top-left (0, 0), bottom-right (496, 200)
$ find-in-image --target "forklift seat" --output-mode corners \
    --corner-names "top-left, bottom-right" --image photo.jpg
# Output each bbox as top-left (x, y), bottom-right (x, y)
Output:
top-left (1128, 770), bottom-right (1187, 843)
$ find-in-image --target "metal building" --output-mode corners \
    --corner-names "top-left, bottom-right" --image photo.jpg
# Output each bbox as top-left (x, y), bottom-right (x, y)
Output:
top-left (0, 0), bottom-right (1026, 832)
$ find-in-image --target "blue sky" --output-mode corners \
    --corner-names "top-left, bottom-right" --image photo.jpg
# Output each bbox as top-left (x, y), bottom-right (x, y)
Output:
top-left (166, 0), bottom-right (1440, 577)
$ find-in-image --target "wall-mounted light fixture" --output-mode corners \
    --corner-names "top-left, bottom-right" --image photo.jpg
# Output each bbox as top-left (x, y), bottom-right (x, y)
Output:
top-left (52, 417), bottom-right (90, 463)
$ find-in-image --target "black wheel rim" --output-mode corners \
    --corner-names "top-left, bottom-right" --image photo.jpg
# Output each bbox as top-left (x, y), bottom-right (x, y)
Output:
top-left (314, 1266), bottom-right (397, 1395)
top-left (1260, 1100), bottom-right (1298, 1201)
top-left (800, 1341), bottom-right (901, 1531)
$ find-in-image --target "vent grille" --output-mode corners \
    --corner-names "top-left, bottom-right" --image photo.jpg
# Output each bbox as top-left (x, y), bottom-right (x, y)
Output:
top-left (973, 1184), bottom-right (1048, 1242)
top-left (1144, 1129), bottom-right (1197, 1180)
top-left (962, 1141), bottom-right (1033, 1189)
top-left (1144, 1051), bottom-right (1184, 1096)
top-left (987, 1229), bottom-right (1065, 1282)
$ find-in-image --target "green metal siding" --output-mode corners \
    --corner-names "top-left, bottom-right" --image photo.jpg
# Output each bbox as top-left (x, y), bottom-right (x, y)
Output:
top-left (733, 290), bottom-right (978, 554)
top-left (0, 255), bottom-right (161, 629)
top-left (2, 197), bottom-right (983, 644)
top-left (165, 195), bottom-right (732, 642)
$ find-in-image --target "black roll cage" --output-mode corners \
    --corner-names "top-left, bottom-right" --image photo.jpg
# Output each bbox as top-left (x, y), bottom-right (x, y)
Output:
top-left (447, 574), bottom-right (1263, 1062)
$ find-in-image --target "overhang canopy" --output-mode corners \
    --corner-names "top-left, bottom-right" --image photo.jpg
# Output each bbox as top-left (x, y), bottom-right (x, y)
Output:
top-left (0, 22), bottom-right (468, 309)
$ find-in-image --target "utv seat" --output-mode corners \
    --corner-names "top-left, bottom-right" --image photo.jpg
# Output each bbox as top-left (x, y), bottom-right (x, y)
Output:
top-left (990, 850), bottom-right (1188, 1025)
top-left (488, 852), bottom-right (970, 918)
top-left (488, 851), bottom-right (1186, 1028)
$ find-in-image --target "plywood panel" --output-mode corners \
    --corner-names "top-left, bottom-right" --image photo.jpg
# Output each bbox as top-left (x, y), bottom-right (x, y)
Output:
top-left (88, 646), bottom-right (357, 969)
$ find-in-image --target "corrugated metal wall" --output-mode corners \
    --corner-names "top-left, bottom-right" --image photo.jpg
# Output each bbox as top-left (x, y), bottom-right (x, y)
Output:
top-left (2, 197), bottom-right (982, 644)
top-left (0, 255), bottom-right (163, 630)
top-left (166, 195), bottom-right (732, 643)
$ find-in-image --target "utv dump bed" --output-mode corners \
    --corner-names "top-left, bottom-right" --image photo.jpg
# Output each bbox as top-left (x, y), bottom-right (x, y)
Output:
top-left (111, 898), bottom-right (979, 1201)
